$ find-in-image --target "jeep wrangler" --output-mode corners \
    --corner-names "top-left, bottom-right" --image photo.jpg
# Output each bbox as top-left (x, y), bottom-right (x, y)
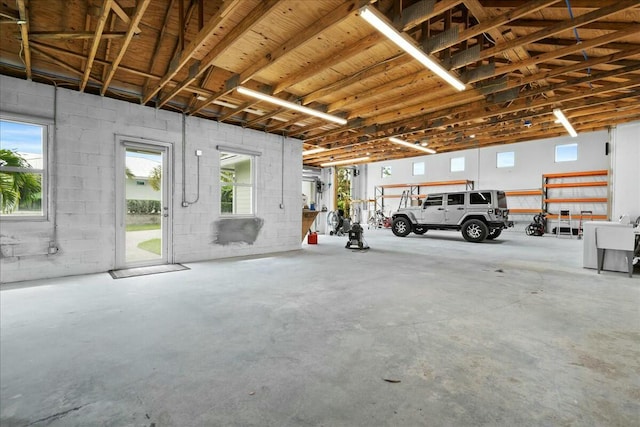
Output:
top-left (391, 190), bottom-right (513, 242)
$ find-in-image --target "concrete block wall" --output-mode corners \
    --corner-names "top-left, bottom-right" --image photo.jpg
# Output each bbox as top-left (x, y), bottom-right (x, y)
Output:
top-left (0, 75), bottom-right (302, 283)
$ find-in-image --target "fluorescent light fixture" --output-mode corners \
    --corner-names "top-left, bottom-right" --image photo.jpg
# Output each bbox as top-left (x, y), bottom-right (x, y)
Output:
top-left (389, 137), bottom-right (436, 154)
top-left (236, 87), bottom-right (347, 125)
top-left (321, 156), bottom-right (370, 167)
top-left (359, 6), bottom-right (465, 92)
top-left (302, 147), bottom-right (327, 156)
top-left (553, 108), bottom-right (577, 137)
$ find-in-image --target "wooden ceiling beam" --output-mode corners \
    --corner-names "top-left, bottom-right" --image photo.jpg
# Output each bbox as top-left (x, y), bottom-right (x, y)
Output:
top-left (28, 40), bottom-right (216, 99)
top-left (474, 0), bottom-right (640, 66)
top-left (238, 0), bottom-right (369, 85)
top-left (30, 45), bottom-right (103, 86)
top-left (16, 0), bottom-right (31, 80)
top-left (272, 32), bottom-right (385, 95)
top-left (111, 1), bottom-right (141, 34)
top-left (218, 101), bottom-right (260, 122)
top-left (305, 77), bottom-right (640, 145)
top-left (101, 0), bottom-right (151, 95)
top-left (80, 0), bottom-right (114, 92)
top-left (142, 0), bottom-right (242, 104)
top-left (27, 31), bottom-right (126, 40)
top-left (0, 4), bottom-right (20, 21)
top-left (399, 0), bottom-right (465, 32)
top-left (493, 26), bottom-right (640, 77)
top-left (478, 0), bottom-right (619, 7)
top-left (164, 0), bottom-right (281, 110)
top-left (434, 0), bottom-right (561, 53)
top-left (348, 25), bottom-right (640, 118)
top-left (302, 54), bottom-right (412, 105)
top-left (508, 19), bottom-right (633, 31)
top-left (142, 0), bottom-right (175, 96)
top-left (101, 14), bottom-right (117, 83)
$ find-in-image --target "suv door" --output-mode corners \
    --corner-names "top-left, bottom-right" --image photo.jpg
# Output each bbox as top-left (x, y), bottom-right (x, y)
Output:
top-left (444, 192), bottom-right (466, 224)
top-left (421, 194), bottom-right (445, 223)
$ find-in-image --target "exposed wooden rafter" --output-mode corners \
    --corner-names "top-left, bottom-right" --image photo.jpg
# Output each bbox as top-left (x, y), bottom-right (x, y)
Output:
top-left (101, 0), bottom-right (151, 95)
top-left (80, 0), bottom-right (114, 92)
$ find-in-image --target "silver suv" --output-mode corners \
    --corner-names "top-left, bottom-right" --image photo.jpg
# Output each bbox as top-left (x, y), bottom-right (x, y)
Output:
top-left (391, 190), bottom-right (513, 242)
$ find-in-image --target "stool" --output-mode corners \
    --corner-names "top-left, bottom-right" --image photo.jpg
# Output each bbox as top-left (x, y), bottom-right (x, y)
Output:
top-left (556, 209), bottom-right (572, 238)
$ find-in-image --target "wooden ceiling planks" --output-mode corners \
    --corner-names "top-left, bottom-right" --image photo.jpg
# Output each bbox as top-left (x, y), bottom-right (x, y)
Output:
top-left (1, 0), bottom-right (639, 166)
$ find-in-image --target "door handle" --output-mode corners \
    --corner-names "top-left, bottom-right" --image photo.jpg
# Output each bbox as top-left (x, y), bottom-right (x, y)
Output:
top-left (163, 214), bottom-right (169, 217)
top-left (457, 207), bottom-right (464, 210)
top-left (437, 207), bottom-right (444, 210)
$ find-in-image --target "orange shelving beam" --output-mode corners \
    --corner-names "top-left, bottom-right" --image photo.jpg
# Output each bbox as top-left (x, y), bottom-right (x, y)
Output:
top-left (542, 170), bottom-right (608, 179)
top-left (505, 190), bottom-right (543, 196)
top-left (547, 214), bottom-right (608, 220)
top-left (377, 179), bottom-right (472, 189)
top-left (544, 198), bottom-right (608, 203)
top-left (509, 208), bottom-right (544, 214)
top-left (544, 181), bottom-right (607, 189)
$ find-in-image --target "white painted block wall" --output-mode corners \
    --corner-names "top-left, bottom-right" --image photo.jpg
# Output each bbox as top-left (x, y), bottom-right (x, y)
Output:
top-left (0, 75), bottom-right (302, 283)
top-left (359, 129), bottom-right (622, 228)
top-left (611, 122), bottom-right (640, 221)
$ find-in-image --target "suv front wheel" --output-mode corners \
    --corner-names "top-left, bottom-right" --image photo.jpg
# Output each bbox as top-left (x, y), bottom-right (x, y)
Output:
top-left (392, 217), bottom-right (411, 237)
top-left (461, 219), bottom-right (488, 242)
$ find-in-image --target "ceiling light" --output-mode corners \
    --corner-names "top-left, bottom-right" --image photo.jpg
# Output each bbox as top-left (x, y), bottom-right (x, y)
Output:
top-left (389, 137), bottom-right (436, 154)
top-left (302, 147), bottom-right (327, 156)
top-left (321, 156), bottom-right (370, 167)
top-left (359, 6), bottom-right (465, 92)
top-left (470, 134), bottom-right (476, 138)
top-left (16, 19), bottom-right (27, 25)
top-left (236, 87), bottom-right (347, 125)
top-left (553, 108), bottom-right (577, 137)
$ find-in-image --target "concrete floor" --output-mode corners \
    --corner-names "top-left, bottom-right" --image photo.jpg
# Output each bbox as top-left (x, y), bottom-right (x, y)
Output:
top-left (1, 230), bottom-right (638, 426)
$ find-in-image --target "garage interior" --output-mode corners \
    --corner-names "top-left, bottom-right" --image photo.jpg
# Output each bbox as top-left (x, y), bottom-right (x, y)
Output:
top-left (1, 1), bottom-right (639, 426)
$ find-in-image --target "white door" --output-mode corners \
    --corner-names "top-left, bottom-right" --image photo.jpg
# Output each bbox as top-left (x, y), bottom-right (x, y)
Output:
top-left (116, 139), bottom-right (172, 268)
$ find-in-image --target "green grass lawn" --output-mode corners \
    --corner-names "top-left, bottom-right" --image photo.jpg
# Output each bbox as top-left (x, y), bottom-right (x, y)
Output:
top-left (137, 238), bottom-right (161, 255)
top-left (126, 223), bottom-right (161, 232)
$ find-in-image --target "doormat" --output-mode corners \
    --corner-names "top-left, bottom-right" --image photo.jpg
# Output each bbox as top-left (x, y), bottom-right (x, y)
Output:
top-left (109, 264), bottom-right (189, 279)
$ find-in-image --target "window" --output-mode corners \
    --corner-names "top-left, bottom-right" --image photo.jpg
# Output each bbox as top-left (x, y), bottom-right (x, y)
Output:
top-left (555, 143), bottom-right (577, 162)
top-left (497, 151), bottom-right (515, 168)
top-left (424, 194), bottom-right (443, 207)
top-left (0, 118), bottom-right (47, 218)
top-left (450, 156), bottom-right (465, 172)
top-left (447, 193), bottom-right (465, 205)
top-left (412, 162), bottom-right (424, 176)
top-left (470, 192), bottom-right (492, 205)
top-left (220, 151), bottom-right (254, 215)
top-left (381, 166), bottom-right (392, 178)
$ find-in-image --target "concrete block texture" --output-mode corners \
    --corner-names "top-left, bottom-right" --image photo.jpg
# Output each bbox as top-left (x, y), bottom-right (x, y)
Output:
top-left (0, 75), bottom-right (302, 283)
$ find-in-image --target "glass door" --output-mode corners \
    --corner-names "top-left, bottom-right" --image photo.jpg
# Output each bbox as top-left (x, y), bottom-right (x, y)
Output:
top-left (117, 141), bottom-right (171, 267)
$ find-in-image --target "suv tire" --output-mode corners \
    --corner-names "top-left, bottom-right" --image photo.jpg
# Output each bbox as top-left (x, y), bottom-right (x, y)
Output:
top-left (486, 228), bottom-right (502, 240)
top-left (392, 217), bottom-right (411, 237)
top-left (461, 219), bottom-right (488, 242)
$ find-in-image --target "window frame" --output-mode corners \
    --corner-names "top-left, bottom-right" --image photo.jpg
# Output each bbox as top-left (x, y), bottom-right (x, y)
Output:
top-left (496, 151), bottom-right (515, 168)
top-left (555, 143), bottom-right (578, 163)
top-left (412, 161), bottom-right (425, 176)
top-left (0, 114), bottom-right (51, 221)
top-left (450, 156), bottom-right (465, 172)
top-left (219, 150), bottom-right (257, 217)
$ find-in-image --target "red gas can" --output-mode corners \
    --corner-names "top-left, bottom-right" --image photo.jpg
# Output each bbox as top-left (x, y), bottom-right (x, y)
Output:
top-left (307, 232), bottom-right (318, 244)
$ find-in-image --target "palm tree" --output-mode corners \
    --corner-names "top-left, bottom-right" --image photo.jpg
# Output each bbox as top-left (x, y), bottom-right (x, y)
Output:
top-left (0, 149), bottom-right (42, 213)
top-left (148, 165), bottom-right (162, 191)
